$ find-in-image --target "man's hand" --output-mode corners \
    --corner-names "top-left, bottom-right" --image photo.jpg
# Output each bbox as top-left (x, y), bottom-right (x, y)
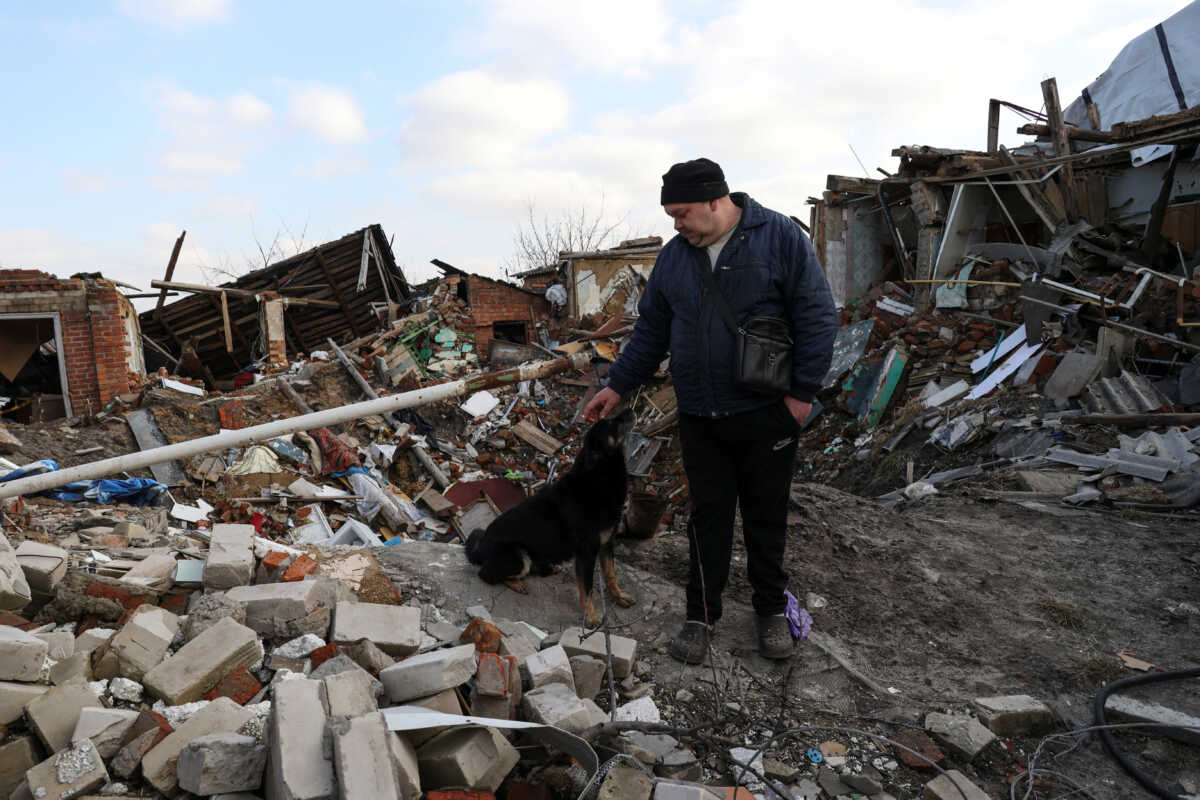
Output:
top-left (783, 395), bottom-right (812, 427)
top-left (584, 387), bottom-right (622, 423)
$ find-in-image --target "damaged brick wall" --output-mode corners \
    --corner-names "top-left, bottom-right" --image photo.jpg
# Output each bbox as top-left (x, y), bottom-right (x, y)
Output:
top-left (464, 275), bottom-right (549, 359)
top-left (0, 270), bottom-right (141, 416)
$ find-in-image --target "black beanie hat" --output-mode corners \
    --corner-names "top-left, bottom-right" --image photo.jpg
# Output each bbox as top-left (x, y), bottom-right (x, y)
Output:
top-left (660, 157), bottom-right (729, 205)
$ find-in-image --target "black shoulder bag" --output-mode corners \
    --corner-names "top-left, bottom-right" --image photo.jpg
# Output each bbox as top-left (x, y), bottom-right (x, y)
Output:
top-left (696, 259), bottom-right (794, 395)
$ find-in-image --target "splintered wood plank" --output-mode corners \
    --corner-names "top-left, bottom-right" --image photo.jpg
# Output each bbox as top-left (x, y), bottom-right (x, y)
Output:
top-left (511, 418), bottom-right (564, 455)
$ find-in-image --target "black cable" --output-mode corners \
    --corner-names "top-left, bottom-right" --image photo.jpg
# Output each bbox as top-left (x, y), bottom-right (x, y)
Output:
top-left (1093, 666), bottom-right (1200, 800)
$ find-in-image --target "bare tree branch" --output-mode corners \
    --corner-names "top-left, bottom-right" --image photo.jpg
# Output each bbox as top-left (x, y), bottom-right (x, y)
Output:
top-left (504, 195), bottom-right (639, 275)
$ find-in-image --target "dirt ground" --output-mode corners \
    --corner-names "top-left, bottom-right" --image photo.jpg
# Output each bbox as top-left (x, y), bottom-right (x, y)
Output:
top-left (617, 477), bottom-right (1200, 799)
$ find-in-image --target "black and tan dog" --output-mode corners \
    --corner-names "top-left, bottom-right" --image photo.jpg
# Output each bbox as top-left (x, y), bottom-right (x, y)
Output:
top-left (465, 408), bottom-right (637, 625)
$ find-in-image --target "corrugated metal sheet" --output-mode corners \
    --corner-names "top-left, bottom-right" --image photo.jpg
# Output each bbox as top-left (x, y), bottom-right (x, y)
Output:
top-left (139, 225), bottom-right (409, 380)
top-left (1079, 369), bottom-right (1169, 414)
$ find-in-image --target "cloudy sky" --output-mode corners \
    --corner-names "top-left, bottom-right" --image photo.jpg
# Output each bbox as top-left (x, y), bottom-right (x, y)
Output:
top-left (0, 0), bottom-right (1191, 303)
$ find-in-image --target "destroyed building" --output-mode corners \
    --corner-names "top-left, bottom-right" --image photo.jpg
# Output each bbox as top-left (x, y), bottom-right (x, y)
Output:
top-left (138, 225), bottom-right (410, 387)
top-left (0, 270), bottom-right (145, 420)
top-left (430, 259), bottom-right (551, 361)
top-left (519, 236), bottom-right (663, 319)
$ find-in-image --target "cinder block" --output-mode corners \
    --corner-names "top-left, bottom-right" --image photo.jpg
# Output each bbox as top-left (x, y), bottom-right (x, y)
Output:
top-left (265, 678), bottom-right (333, 800)
top-left (570, 656), bottom-right (606, 700)
top-left (559, 628), bottom-right (637, 679)
top-left (15, 542), bottom-right (68, 594)
top-left (109, 710), bottom-right (173, 780)
top-left (380, 644), bottom-right (477, 703)
top-left (475, 653), bottom-right (518, 698)
top-left (143, 616), bottom-right (263, 705)
top-left (73, 627), bottom-right (114, 656)
top-left (177, 732), bottom-right (267, 795)
top-left (497, 633), bottom-right (536, 669)
top-left (416, 726), bottom-right (518, 793)
top-left (49, 652), bottom-right (92, 686)
top-left (522, 645), bottom-right (574, 692)
top-left (398, 689), bottom-right (462, 748)
top-left (0, 681), bottom-right (48, 725)
top-left (141, 697), bottom-right (255, 796)
top-left (924, 712), bottom-right (996, 761)
top-left (598, 765), bottom-right (654, 800)
top-left (34, 631), bottom-right (74, 661)
top-left (1105, 694), bottom-right (1200, 746)
top-left (226, 580), bottom-right (331, 640)
top-left (71, 707), bottom-right (138, 759)
top-left (322, 668), bottom-right (377, 717)
top-left (94, 605), bottom-right (179, 681)
top-left (388, 731), bottom-right (422, 800)
top-left (24, 739), bottom-right (108, 800)
top-left (0, 626), bottom-right (48, 682)
top-left (973, 695), bottom-right (1055, 737)
top-left (24, 684), bottom-right (104, 752)
top-left (522, 683), bottom-right (594, 733)
top-left (924, 769), bottom-right (991, 800)
top-left (331, 602), bottom-right (421, 657)
top-left (0, 737), bottom-right (38, 798)
top-left (203, 524), bottom-right (255, 590)
top-left (0, 532), bottom-right (32, 611)
top-left (331, 712), bottom-right (405, 800)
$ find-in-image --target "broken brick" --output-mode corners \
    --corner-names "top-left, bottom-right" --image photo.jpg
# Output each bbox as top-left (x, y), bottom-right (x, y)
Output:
top-left (309, 643), bottom-right (337, 668)
top-left (460, 618), bottom-right (502, 653)
top-left (282, 554), bottom-right (318, 582)
top-left (261, 550), bottom-right (290, 570)
top-left (202, 666), bottom-right (262, 705)
top-left (891, 730), bottom-right (945, 770)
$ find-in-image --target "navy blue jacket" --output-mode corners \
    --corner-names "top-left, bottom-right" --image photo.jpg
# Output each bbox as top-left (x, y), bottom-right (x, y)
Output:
top-left (606, 193), bottom-right (837, 417)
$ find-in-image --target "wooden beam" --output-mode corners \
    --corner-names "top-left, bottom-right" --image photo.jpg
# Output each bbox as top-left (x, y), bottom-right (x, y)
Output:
top-left (284, 310), bottom-right (313, 356)
top-left (156, 230), bottom-right (186, 313)
top-left (150, 279), bottom-right (340, 308)
top-left (220, 291), bottom-right (233, 353)
top-left (315, 249), bottom-right (364, 338)
top-left (987, 99), bottom-right (1001, 155)
top-left (1142, 148), bottom-right (1181, 266)
top-left (1041, 77), bottom-right (1080, 222)
top-left (1017, 122), bottom-right (1119, 143)
top-left (205, 294), bottom-right (251, 368)
top-left (996, 146), bottom-right (1065, 233)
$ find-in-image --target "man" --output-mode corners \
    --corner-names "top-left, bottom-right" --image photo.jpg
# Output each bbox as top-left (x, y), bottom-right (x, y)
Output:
top-left (584, 158), bottom-right (836, 663)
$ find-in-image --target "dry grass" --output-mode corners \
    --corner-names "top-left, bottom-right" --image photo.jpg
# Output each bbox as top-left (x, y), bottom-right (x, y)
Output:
top-left (1068, 651), bottom-right (1126, 688)
top-left (1033, 597), bottom-right (1089, 630)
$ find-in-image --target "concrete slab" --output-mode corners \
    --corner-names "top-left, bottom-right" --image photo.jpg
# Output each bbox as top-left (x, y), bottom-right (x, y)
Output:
top-left (330, 602), bottom-right (421, 657)
top-left (380, 644), bottom-right (477, 703)
top-left (924, 769), bottom-right (991, 800)
top-left (24, 739), bottom-right (108, 800)
top-left (71, 707), bottom-right (138, 759)
top-left (143, 616), bottom-right (263, 705)
top-left (24, 683), bottom-right (104, 753)
top-left (924, 711), bottom-right (996, 761)
top-left (204, 524), bottom-right (255, 591)
top-left (225, 580), bottom-right (331, 640)
top-left (559, 627), bottom-right (637, 679)
top-left (265, 678), bottom-right (333, 800)
top-left (973, 694), bottom-right (1055, 737)
top-left (0, 681), bottom-right (48, 725)
top-left (522, 644), bottom-right (575, 692)
top-left (321, 668), bottom-right (377, 717)
top-left (1105, 694), bottom-right (1200, 746)
top-left (0, 532), bottom-right (32, 611)
top-left (34, 631), bottom-right (74, 661)
top-left (416, 725), bottom-right (518, 793)
top-left (141, 697), bottom-right (255, 796)
top-left (177, 732), bottom-right (267, 795)
top-left (93, 605), bottom-right (179, 681)
top-left (598, 765), bottom-right (654, 800)
top-left (15, 542), bottom-right (68, 594)
top-left (0, 736), bottom-right (38, 798)
top-left (522, 682), bottom-right (594, 733)
top-left (0, 626), bottom-right (48, 682)
top-left (330, 712), bottom-right (404, 800)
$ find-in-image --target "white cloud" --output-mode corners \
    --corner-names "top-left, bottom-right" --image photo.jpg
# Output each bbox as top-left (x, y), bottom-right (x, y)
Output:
top-left (158, 85), bottom-right (218, 116)
top-left (0, 228), bottom-right (103, 272)
top-left (289, 85), bottom-right (367, 142)
top-left (63, 168), bottom-right (121, 194)
top-left (118, 0), bottom-right (231, 27)
top-left (293, 157), bottom-right (369, 180)
top-left (399, 70), bottom-right (569, 167)
top-left (159, 152), bottom-right (243, 176)
top-left (479, 0), bottom-right (672, 76)
top-left (226, 91), bottom-right (272, 125)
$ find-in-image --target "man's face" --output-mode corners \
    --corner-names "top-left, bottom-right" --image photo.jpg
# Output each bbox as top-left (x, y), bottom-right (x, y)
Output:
top-left (664, 201), bottom-right (721, 247)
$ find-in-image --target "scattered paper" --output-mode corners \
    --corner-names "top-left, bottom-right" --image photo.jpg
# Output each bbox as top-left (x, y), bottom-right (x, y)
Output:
top-left (461, 391), bottom-right (500, 418)
top-left (1117, 649), bottom-right (1155, 671)
top-left (169, 502), bottom-right (209, 523)
top-left (161, 377), bottom-right (205, 396)
top-left (966, 342), bottom-right (1043, 400)
top-left (971, 324), bottom-right (1027, 373)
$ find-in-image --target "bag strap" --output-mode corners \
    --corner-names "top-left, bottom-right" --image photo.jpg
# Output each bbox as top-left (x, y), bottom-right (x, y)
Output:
top-left (694, 251), bottom-right (743, 336)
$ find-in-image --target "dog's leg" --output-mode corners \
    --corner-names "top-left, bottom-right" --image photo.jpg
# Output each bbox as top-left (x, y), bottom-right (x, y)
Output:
top-left (501, 550), bottom-right (531, 595)
top-left (503, 578), bottom-right (528, 594)
top-left (599, 540), bottom-right (635, 607)
top-left (575, 555), bottom-right (601, 627)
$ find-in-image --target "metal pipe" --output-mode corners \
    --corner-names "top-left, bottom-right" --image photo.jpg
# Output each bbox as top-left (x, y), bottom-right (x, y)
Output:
top-left (0, 352), bottom-right (592, 500)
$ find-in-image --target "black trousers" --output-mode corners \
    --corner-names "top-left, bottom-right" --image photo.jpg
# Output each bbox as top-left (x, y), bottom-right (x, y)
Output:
top-left (677, 401), bottom-right (799, 624)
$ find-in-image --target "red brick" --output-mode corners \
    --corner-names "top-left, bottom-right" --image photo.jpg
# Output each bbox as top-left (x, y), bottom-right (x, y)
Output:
top-left (460, 618), bottom-right (502, 653)
top-left (203, 666), bottom-right (262, 705)
top-left (85, 582), bottom-right (154, 611)
top-left (282, 554), bottom-right (318, 582)
top-left (261, 550), bottom-right (290, 569)
top-left (309, 642), bottom-right (337, 668)
top-left (891, 730), bottom-right (945, 770)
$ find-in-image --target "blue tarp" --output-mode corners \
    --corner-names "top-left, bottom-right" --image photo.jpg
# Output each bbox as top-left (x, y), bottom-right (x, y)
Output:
top-left (0, 459), bottom-right (166, 506)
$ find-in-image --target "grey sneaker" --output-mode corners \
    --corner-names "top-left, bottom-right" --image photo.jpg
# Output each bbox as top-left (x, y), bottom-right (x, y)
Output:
top-left (668, 621), bottom-right (713, 664)
top-left (757, 614), bottom-right (794, 659)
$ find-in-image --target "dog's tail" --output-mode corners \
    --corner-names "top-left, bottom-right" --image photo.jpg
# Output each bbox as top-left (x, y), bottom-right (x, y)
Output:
top-left (464, 529), bottom-right (488, 565)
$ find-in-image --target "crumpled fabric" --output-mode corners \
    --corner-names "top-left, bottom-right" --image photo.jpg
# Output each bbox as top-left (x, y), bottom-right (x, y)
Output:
top-left (225, 445), bottom-right (282, 475)
top-left (784, 589), bottom-right (812, 640)
top-left (308, 428), bottom-right (360, 476)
